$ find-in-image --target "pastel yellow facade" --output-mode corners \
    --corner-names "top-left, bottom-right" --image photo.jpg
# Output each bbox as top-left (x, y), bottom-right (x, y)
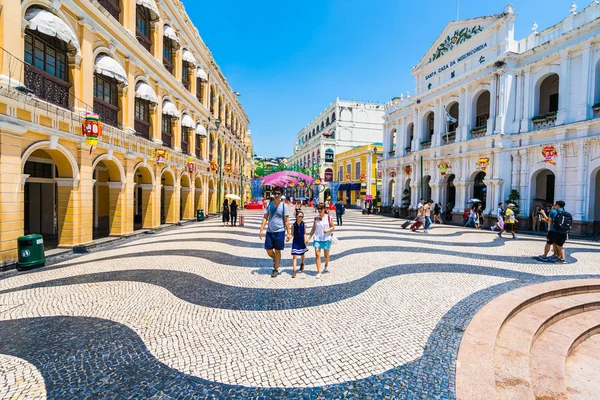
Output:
top-left (333, 143), bottom-right (382, 207)
top-left (0, 0), bottom-right (252, 266)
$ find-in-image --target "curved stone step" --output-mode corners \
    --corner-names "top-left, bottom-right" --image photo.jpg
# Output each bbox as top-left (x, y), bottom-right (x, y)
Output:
top-left (530, 311), bottom-right (600, 400)
top-left (494, 294), bottom-right (600, 399)
top-left (565, 333), bottom-right (600, 400)
top-left (455, 279), bottom-right (600, 400)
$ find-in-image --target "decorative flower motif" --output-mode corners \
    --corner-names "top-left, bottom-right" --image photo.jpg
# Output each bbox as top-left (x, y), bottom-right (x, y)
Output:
top-left (428, 25), bottom-right (484, 63)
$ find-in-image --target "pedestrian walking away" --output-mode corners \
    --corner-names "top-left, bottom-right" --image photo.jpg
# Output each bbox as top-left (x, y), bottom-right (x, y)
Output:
top-left (259, 187), bottom-right (291, 278)
top-left (222, 199), bottom-right (230, 227)
top-left (230, 200), bottom-right (238, 227)
top-left (538, 200), bottom-right (571, 263)
top-left (504, 203), bottom-right (519, 239)
top-left (532, 205), bottom-right (542, 232)
top-left (289, 211), bottom-right (309, 278)
top-left (308, 203), bottom-right (335, 279)
top-left (335, 199), bottom-right (345, 226)
top-left (434, 203), bottom-right (443, 224)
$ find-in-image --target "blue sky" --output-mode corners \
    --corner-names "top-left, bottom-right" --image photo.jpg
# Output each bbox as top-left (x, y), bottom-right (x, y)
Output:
top-left (184, 0), bottom-right (578, 157)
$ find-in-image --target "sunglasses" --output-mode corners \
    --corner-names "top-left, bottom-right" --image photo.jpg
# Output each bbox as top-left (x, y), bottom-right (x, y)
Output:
top-left (273, 193), bottom-right (282, 196)
top-left (297, 216), bottom-right (304, 218)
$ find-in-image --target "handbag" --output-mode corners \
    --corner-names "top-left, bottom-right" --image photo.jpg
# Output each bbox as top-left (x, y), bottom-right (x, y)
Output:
top-left (330, 234), bottom-right (339, 245)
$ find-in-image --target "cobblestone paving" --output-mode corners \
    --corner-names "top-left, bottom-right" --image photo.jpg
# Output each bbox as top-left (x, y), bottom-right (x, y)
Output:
top-left (0, 208), bottom-right (599, 399)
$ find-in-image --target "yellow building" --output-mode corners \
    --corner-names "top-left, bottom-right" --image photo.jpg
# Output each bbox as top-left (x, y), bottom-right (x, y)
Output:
top-left (333, 143), bottom-right (382, 208)
top-left (0, 0), bottom-right (252, 266)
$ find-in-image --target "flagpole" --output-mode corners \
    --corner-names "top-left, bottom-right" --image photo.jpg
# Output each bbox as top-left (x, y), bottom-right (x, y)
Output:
top-left (456, 0), bottom-right (459, 20)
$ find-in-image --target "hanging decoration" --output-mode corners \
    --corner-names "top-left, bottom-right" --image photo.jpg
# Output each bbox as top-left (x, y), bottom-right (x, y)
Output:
top-left (210, 161), bottom-right (219, 172)
top-left (82, 113), bottom-right (103, 155)
top-left (360, 173), bottom-right (366, 181)
top-left (314, 178), bottom-right (321, 185)
top-left (186, 157), bottom-right (196, 174)
top-left (289, 182), bottom-right (295, 187)
top-left (154, 148), bottom-right (168, 166)
top-left (345, 173), bottom-right (351, 180)
top-left (477, 157), bottom-right (490, 172)
top-left (438, 162), bottom-right (450, 178)
top-left (225, 163), bottom-right (232, 172)
top-left (404, 165), bottom-right (412, 177)
top-left (299, 181), bottom-right (305, 187)
top-left (389, 170), bottom-right (397, 178)
top-left (378, 170), bottom-right (382, 179)
top-left (541, 145), bottom-right (558, 165)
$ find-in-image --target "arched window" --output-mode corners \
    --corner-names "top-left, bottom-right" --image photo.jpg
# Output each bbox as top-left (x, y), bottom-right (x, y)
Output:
top-left (406, 123), bottom-right (414, 153)
top-left (389, 129), bottom-right (397, 153)
top-left (537, 74), bottom-right (560, 116)
top-left (98, 0), bottom-right (121, 21)
top-left (326, 117), bottom-right (330, 125)
top-left (135, 5), bottom-right (152, 51)
top-left (93, 72), bottom-right (120, 128)
top-left (182, 62), bottom-right (190, 91)
top-left (134, 96), bottom-right (151, 139)
top-left (332, 112), bottom-right (336, 122)
top-left (210, 87), bottom-right (216, 115)
top-left (325, 149), bottom-right (334, 163)
top-left (423, 112), bottom-right (435, 146)
top-left (24, 24), bottom-right (71, 108)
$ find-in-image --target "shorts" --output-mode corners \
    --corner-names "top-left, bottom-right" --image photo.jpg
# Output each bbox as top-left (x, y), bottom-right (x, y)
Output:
top-left (265, 231), bottom-right (285, 251)
top-left (505, 223), bottom-right (514, 232)
top-left (313, 240), bottom-right (331, 251)
top-left (547, 230), bottom-right (567, 247)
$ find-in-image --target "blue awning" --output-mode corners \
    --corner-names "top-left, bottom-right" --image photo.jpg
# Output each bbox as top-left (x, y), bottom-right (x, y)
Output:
top-left (350, 183), bottom-right (362, 191)
top-left (338, 184), bottom-right (350, 191)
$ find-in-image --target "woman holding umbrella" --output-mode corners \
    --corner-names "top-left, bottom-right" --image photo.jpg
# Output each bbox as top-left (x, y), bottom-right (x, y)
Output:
top-left (226, 194), bottom-right (241, 227)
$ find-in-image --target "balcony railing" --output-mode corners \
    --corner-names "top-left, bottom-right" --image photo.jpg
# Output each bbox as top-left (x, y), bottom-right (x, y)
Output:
top-left (136, 30), bottom-right (152, 52)
top-left (162, 131), bottom-right (172, 147)
top-left (93, 99), bottom-right (119, 128)
top-left (421, 140), bottom-right (432, 149)
top-left (134, 118), bottom-right (150, 140)
top-left (532, 111), bottom-right (558, 130)
top-left (443, 131), bottom-right (456, 145)
top-left (470, 126), bottom-right (487, 139)
top-left (97, 0), bottom-right (121, 20)
top-left (24, 63), bottom-right (72, 109)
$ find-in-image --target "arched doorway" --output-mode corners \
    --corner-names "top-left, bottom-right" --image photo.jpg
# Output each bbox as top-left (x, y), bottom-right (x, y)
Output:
top-left (92, 158), bottom-right (124, 239)
top-left (388, 180), bottom-right (396, 206)
top-left (473, 172), bottom-right (487, 210)
top-left (194, 176), bottom-right (203, 213)
top-left (133, 164), bottom-right (153, 230)
top-left (446, 174), bottom-right (456, 210)
top-left (23, 144), bottom-right (78, 250)
top-left (421, 175), bottom-right (431, 201)
top-left (180, 173), bottom-right (192, 220)
top-left (532, 169), bottom-right (555, 205)
top-left (161, 170), bottom-right (175, 224)
top-left (208, 179), bottom-right (216, 214)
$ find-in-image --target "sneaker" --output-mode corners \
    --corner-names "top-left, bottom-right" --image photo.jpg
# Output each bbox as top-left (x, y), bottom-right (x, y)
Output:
top-left (513, 236), bottom-right (519, 240)
top-left (292, 272), bottom-right (296, 278)
top-left (556, 258), bottom-right (566, 263)
top-left (316, 273), bottom-right (322, 279)
top-left (271, 269), bottom-right (279, 278)
top-left (538, 255), bottom-right (549, 260)
top-left (323, 264), bottom-right (328, 273)
top-left (424, 229), bottom-right (429, 233)
top-left (497, 233), bottom-right (503, 238)
top-left (299, 263), bottom-right (304, 272)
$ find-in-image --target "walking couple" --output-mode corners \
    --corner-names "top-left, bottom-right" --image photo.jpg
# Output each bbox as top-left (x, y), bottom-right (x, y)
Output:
top-left (259, 187), bottom-right (335, 279)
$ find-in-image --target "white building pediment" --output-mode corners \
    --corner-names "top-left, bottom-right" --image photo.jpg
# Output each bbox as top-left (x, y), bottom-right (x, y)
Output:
top-left (414, 15), bottom-right (504, 70)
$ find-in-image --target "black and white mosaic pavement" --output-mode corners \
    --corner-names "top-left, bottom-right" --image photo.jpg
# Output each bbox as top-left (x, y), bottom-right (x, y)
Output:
top-left (1, 209), bottom-right (599, 399)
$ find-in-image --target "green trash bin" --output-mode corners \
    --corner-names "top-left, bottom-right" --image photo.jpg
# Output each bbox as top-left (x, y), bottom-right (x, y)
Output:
top-left (196, 209), bottom-right (205, 222)
top-left (17, 234), bottom-right (46, 268)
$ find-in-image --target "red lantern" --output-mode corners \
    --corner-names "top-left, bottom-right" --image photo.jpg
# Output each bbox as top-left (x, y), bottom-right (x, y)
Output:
top-left (404, 165), bottom-right (412, 177)
top-left (210, 162), bottom-right (219, 172)
top-left (187, 157), bottom-right (196, 174)
top-left (82, 113), bottom-right (103, 155)
top-left (225, 163), bottom-right (232, 172)
top-left (542, 145), bottom-right (558, 165)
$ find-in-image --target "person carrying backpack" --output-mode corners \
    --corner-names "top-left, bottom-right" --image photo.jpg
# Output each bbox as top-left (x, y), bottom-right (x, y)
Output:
top-left (538, 200), bottom-right (571, 263)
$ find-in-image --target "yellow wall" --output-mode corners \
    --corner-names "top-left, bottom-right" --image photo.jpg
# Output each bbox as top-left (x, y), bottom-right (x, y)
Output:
top-left (333, 144), bottom-right (382, 205)
top-left (0, 0), bottom-right (252, 266)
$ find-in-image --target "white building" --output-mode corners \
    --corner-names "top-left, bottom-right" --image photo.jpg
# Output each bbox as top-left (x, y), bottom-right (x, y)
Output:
top-left (380, 3), bottom-right (600, 235)
top-left (288, 99), bottom-right (384, 199)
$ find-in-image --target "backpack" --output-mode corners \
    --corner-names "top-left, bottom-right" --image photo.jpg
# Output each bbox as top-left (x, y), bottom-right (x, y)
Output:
top-left (341, 205), bottom-right (346, 215)
top-left (553, 210), bottom-right (572, 233)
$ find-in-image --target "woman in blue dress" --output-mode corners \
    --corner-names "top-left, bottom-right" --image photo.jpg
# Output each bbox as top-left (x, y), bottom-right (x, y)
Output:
top-left (289, 211), bottom-right (308, 278)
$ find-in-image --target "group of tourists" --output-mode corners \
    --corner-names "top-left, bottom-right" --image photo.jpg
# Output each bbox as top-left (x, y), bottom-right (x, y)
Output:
top-left (221, 199), bottom-right (239, 227)
top-left (407, 198), bottom-right (443, 233)
top-left (259, 187), bottom-right (336, 279)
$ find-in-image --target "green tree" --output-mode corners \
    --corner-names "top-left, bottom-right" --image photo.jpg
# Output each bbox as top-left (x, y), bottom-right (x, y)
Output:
top-left (506, 189), bottom-right (521, 216)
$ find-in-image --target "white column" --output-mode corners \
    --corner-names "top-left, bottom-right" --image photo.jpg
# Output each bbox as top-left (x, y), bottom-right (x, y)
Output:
top-left (366, 153), bottom-right (373, 196)
top-left (574, 140), bottom-right (589, 221)
top-left (487, 73), bottom-right (498, 135)
top-left (495, 71), bottom-right (513, 134)
top-left (578, 41), bottom-right (593, 122)
top-left (557, 50), bottom-right (570, 125)
top-left (458, 87), bottom-right (468, 142)
top-left (518, 150), bottom-right (529, 216)
top-left (435, 98), bottom-right (444, 147)
top-left (514, 70), bottom-right (523, 127)
top-left (520, 67), bottom-right (532, 132)
top-left (412, 108), bottom-right (420, 152)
